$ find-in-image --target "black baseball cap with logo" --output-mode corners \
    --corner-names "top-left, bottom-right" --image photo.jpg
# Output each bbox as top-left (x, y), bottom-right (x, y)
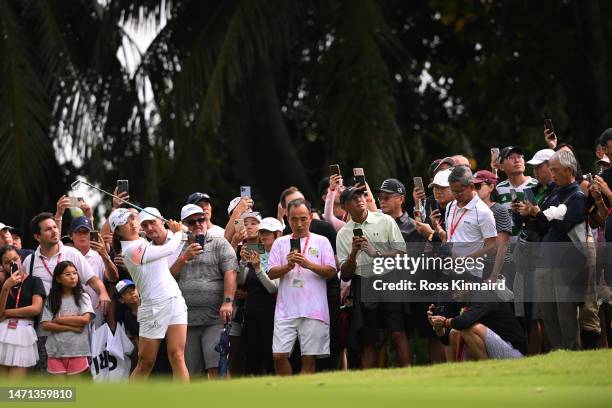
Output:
top-left (339, 186), bottom-right (367, 205)
top-left (498, 146), bottom-right (524, 163)
top-left (187, 192), bottom-right (211, 205)
top-left (374, 179), bottom-right (406, 196)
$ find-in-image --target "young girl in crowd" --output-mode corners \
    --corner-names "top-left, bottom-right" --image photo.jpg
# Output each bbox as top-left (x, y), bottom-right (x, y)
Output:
top-left (0, 245), bottom-right (45, 377)
top-left (41, 261), bottom-right (94, 376)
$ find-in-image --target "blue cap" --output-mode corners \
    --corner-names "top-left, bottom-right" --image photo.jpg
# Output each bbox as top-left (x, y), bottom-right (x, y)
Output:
top-left (115, 279), bottom-right (136, 296)
top-left (69, 216), bottom-right (93, 234)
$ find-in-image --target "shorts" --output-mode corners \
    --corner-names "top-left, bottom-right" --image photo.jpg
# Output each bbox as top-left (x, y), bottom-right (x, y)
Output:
top-left (484, 328), bottom-right (523, 359)
top-left (184, 324), bottom-right (224, 374)
top-left (138, 296), bottom-right (188, 339)
top-left (273, 317), bottom-right (330, 358)
top-left (47, 357), bottom-right (89, 375)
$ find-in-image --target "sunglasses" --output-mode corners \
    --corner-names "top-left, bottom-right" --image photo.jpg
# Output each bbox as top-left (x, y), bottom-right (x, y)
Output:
top-left (186, 217), bottom-right (206, 226)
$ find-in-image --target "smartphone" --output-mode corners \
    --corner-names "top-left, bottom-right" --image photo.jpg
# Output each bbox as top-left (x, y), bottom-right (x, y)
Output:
top-left (90, 231), bottom-right (99, 242)
top-left (10, 262), bottom-right (18, 274)
top-left (240, 186), bottom-right (252, 198)
top-left (509, 188), bottom-right (518, 202)
top-left (117, 179), bottom-right (129, 195)
top-left (330, 164), bottom-right (341, 177)
top-left (433, 306), bottom-right (446, 316)
top-left (290, 238), bottom-right (301, 253)
top-left (523, 188), bottom-right (537, 205)
top-left (585, 173), bottom-right (594, 184)
top-left (234, 218), bottom-right (245, 231)
top-left (195, 234), bottom-right (206, 247)
top-left (490, 148), bottom-right (500, 162)
top-left (353, 168), bottom-right (366, 186)
top-left (544, 118), bottom-right (555, 134)
top-left (246, 243), bottom-right (265, 254)
top-left (353, 228), bottom-right (363, 237)
top-left (413, 177), bottom-right (425, 192)
top-left (67, 196), bottom-right (83, 207)
top-left (429, 200), bottom-right (439, 213)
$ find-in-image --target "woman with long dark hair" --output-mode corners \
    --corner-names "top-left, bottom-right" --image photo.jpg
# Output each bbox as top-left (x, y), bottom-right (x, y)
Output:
top-left (0, 245), bottom-right (45, 377)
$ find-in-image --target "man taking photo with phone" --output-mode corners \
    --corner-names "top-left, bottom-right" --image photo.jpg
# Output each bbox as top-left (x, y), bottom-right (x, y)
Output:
top-left (374, 178), bottom-right (446, 365)
top-left (69, 216), bottom-right (119, 328)
top-left (268, 198), bottom-right (336, 375)
top-left (174, 204), bottom-right (238, 378)
top-left (337, 186), bottom-right (405, 369)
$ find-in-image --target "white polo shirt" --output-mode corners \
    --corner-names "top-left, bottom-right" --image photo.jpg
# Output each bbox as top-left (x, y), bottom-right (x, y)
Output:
top-left (445, 195), bottom-right (497, 277)
top-left (207, 225), bottom-right (225, 238)
top-left (22, 242), bottom-right (96, 295)
top-left (84, 249), bottom-right (106, 328)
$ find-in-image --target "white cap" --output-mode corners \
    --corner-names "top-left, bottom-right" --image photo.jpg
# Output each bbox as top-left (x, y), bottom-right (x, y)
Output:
top-left (239, 211), bottom-right (262, 222)
top-left (259, 217), bottom-right (283, 232)
top-left (109, 208), bottom-right (133, 232)
top-left (138, 207), bottom-right (162, 224)
top-left (227, 197), bottom-right (241, 215)
top-left (181, 204), bottom-right (204, 221)
top-left (428, 169), bottom-right (452, 188)
top-left (0, 223), bottom-right (11, 231)
top-left (526, 149), bottom-right (555, 165)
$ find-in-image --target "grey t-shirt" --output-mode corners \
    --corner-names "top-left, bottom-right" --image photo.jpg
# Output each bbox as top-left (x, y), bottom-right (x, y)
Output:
top-left (178, 236), bottom-right (238, 326)
top-left (41, 293), bottom-right (95, 357)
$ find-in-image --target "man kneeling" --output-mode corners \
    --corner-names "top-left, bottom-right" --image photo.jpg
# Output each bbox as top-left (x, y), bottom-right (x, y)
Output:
top-left (428, 286), bottom-right (526, 361)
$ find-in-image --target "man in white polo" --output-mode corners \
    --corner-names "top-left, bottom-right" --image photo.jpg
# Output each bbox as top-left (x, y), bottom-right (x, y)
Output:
top-left (22, 212), bottom-right (111, 371)
top-left (445, 166), bottom-right (498, 279)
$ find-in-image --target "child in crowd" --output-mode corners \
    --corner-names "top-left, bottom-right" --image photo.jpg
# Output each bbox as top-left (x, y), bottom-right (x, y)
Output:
top-left (41, 261), bottom-right (94, 376)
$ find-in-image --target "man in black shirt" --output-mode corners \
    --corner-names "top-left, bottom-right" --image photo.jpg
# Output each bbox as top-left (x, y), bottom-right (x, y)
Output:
top-left (375, 178), bottom-right (446, 364)
top-left (429, 289), bottom-right (526, 360)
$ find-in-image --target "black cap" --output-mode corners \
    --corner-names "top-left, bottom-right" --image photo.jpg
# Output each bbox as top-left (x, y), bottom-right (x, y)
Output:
top-left (187, 192), bottom-right (211, 205)
top-left (339, 186), bottom-right (366, 205)
top-left (374, 179), bottom-right (406, 196)
top-left (8, 227), bottom-right (23, 238)
top-left (499, 146), bottom-right (524, 163)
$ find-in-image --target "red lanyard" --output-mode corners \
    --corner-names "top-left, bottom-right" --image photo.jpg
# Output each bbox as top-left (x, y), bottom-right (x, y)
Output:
top-left (39, 253), bottom-right (61, 277)
top-left (9, 277), bottom-right (26, 308)
top-left (449, 204), bottom-right (468, 240)
top-left (299, 235), bottom-right (311, 255)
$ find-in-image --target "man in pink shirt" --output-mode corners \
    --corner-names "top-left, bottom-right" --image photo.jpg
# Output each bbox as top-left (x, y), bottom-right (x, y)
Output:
top-left (268, 198), bottom-right (337, 375)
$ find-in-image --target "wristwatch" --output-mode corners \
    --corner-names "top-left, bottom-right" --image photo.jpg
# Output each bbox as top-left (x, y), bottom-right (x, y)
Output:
top-left (224, 297), bottom-right (233, 303)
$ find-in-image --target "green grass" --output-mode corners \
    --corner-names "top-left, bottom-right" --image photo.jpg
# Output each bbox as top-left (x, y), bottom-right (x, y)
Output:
top-left (2, 350), bottom-right (612, 407)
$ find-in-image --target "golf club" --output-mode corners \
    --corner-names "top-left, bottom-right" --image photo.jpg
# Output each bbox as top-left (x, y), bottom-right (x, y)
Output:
top-left (71, 179), bottom-right (169, 223)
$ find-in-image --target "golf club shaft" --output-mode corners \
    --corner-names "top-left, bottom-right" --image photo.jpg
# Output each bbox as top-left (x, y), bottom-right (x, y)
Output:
top-left (75, 180), bottom-right (169, 223)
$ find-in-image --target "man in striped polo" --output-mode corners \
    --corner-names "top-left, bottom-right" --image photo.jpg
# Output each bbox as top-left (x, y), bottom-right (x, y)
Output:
top-left (495, 146), bottom-right (539, 237)
top-left (495, 146), bottom-right (539, 339)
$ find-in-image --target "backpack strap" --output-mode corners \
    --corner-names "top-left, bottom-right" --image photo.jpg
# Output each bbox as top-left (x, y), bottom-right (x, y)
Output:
top-left (28, 253), bottom-right (35, 275)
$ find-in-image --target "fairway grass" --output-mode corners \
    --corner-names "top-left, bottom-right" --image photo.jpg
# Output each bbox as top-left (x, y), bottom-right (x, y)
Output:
top-left (1, 349), bottom-right (611, 407)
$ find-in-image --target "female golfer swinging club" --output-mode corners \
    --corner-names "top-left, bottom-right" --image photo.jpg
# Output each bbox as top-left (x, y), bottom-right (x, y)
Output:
top-left (109, 208), bottom-right (189, 382)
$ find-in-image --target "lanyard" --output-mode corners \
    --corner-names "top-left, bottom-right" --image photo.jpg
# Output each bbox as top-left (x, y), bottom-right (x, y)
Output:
top-left (300, 235), bottom-right (311, 255)
top-left (449, 204), bottom-right (468, 240)
top-left (291, 235), bottom-right (311, 274)
top-left (9, 276), bottom-right (26, 308)
top-left (39, 253), bottom-right (61, 277)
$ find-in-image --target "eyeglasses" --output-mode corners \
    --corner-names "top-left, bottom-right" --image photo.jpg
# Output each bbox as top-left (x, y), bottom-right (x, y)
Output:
top-left (187, 217), bottom-right (206, 226)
